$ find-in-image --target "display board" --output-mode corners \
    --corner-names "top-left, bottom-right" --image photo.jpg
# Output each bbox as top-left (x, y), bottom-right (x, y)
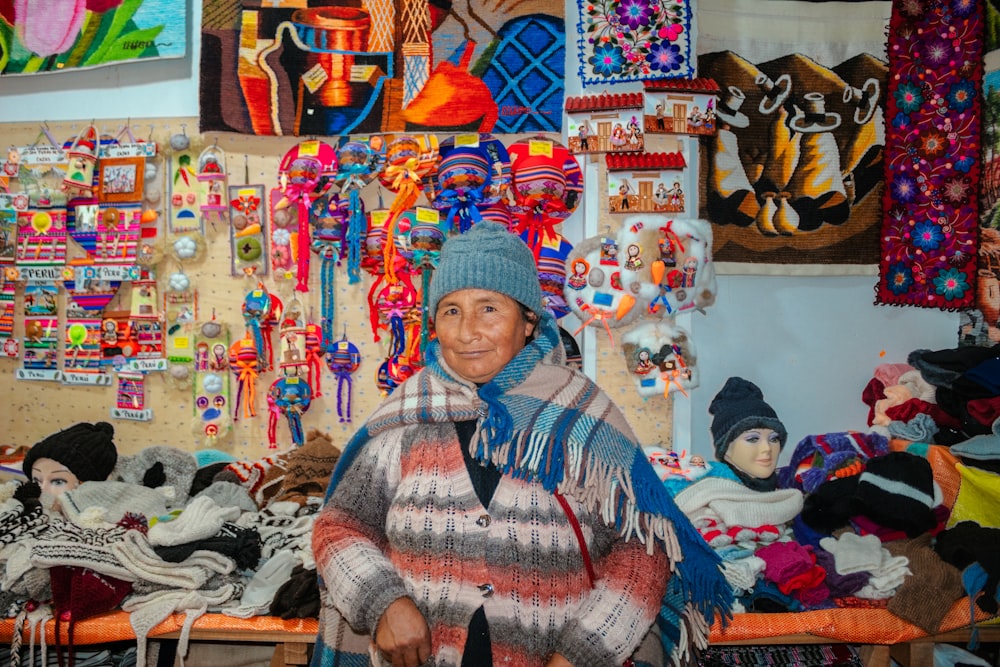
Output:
top-left (0, 118), bottom-right (675, 461)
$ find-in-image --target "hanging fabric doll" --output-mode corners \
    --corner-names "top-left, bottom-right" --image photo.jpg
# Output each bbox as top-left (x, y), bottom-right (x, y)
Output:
top-left (304, 320), bottom-right (325, 397)
top-left (276, 140), bottom-right (338, 292)
top-left (325, 333), bottom-right (361, 423)
top-left (229, 333), bottom-right (260, 421)
top-left (377, 135), bottom-right (439, 284)
top-left (407, 216), bottom-right (447, 355)
top-left (241, 285), bottom-right (275, 373)
top-left (334, 138), bottom-right (383, 284)
top-left (278, 297), bottom-right (308, 379)
top-left (507, 136), bottom-right (583, 261)
top-left (430, 133), bottom-right (511, 234)
top-left (310, 190), bottom-right (350, 355)
top-left (268, 376), bottom-right (312, 448)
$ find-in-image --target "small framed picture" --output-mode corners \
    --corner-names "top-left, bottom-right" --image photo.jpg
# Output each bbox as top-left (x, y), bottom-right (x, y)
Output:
top-left (99, 157), bottom-right (145, 203)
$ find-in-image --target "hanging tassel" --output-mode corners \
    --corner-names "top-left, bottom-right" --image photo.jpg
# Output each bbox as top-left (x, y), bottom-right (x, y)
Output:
top-left (321, 255), bottom-right (336, 347)
top-left (267, 391), bottom-right (279, 448)
top-left (381, 157), bottom-right (421, 284)
top-left (420, 263), bottom-right (433, 356)
top-left (288, 410), bottom-right (304, 446)
top-left (337, 371), bottom-right (353, 423)
top-left (295, 195), bottom-right (312, 292)
top-left (346, 189), bottom-right (365, 284)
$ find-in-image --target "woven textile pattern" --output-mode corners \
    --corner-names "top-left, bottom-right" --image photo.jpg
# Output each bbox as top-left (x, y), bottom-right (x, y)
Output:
top-left (200, 0), bottom-right (565, 136)
top-left (876, 0), bottom-right (983, 309)
top-left (575, 0), bottom-right (693, 85)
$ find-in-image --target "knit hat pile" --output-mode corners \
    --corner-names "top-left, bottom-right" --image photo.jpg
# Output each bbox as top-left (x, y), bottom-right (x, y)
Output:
top-left (22, 422), bottom-right (118, 483)
top-left (778, 431), bottom-right (889, 493)
top-left (852, 451), bottom-right (941, 537)
top-left (59, 480), bottom-right (169, 529)
top-left (951, 417), bottom-right (1000, 475)
top-left (428, 221), bottom-right (544, 320)
top-left (272, 430), bottom-right (341, 506)
top-left (709, 377), bottom-right (788, 461)
top-left (115, 445), bottom-right (198, 505)
top-left (801, 451), bottom-right (942, 538)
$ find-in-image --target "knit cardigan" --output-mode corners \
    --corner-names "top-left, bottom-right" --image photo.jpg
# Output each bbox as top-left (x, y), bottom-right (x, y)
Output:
top-left (311, 317), bottom-right (730, 666)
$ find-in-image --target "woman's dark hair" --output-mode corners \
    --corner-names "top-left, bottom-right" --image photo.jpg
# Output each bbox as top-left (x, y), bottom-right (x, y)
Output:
top-left (518, 303), bottom-right (539, 341)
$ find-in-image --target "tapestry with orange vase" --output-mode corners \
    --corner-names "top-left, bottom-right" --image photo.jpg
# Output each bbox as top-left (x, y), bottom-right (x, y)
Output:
top-left (199, 0), bottom-right (566, 136)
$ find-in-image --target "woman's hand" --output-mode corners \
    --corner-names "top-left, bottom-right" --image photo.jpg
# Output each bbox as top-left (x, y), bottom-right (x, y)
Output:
top-left (545, 653), bottom-right (573, 667)
top-left (374, 597), bottom-right (432, 667)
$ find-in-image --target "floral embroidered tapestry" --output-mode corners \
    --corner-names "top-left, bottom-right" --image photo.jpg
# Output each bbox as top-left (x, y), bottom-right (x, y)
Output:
top-left (876, 0), bottom-right (983, 309)
top-left (576, 0), bottom-right (693, 85)
top-left (0, 0), bottom-right (186, 75)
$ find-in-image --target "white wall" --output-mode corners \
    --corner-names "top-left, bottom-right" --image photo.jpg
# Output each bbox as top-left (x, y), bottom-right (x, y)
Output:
top-left (678, 275), bottom-right (959, 465)
top-left (0, 0), bottom-right (962, 465)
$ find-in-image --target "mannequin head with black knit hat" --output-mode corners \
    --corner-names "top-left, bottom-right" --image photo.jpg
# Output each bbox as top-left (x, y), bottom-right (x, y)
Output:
top-left (22, 421), bottom-right (118, 496)
top-left (709, 376), bottom-right (788, 491)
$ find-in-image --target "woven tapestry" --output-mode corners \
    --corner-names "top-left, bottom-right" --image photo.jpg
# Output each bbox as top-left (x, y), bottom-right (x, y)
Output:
top-left (199, 0), bottom-right (565, 136)
top-left (0, 0), bottom-right (186, 75)
top-left (696, 0), bottom-right (891, 273)
top-left (575, 0), bottom-right (693, 85)
top-left (960, 42), bottom-right (1000, 343)
top-left (875, 0), bottom-right (983, 309)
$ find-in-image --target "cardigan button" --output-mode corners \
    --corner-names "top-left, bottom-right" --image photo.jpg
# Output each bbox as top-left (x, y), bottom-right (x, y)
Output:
top-left (476, 514), bottom-right (491, 527)
top-left (478, 583), bottom-right (494, 597)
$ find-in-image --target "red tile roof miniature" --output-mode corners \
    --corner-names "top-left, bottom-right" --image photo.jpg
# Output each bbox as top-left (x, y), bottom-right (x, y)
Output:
top-left (606, 152), bottom-right (686, 171)
top-left (643, 78), bottom-right (720, 94)
top-left (565, 92), bottom-right (645, 112)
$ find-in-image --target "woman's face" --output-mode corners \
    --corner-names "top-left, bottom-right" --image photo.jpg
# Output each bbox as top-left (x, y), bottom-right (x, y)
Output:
top-left (31, 457), bottom-right (81, 496)
top-left (434, 289), bottom-right (533, 384)
top-left (724, 428), bottom-right (781, 479)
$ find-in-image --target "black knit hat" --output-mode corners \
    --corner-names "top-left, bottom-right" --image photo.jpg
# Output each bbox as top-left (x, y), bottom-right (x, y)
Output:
top-left (22, 421), bottom-right (118, 483)
top-left (851, 451), bottom-right (939, 537)
top-left (708, 377), bottom-right (787, 461)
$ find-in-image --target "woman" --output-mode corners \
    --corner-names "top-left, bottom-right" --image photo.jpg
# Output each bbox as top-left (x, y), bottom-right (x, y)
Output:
top-left (312, 223), bottom-right (729, 667)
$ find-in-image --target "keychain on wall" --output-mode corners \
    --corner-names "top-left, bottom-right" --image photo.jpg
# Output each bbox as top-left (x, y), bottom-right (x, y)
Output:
top-left (196, 142), bottom-right (228, 229)
top-left (228, 154), bottom-right (269, 278)
top-left (62, 275), bottom-right (118, 385)
top-left (61, 124), bottom-right (99, 199)
top-left (18, 281), bottom-right (61, 382)
top-left (193, 315), bottom-right (232, 447)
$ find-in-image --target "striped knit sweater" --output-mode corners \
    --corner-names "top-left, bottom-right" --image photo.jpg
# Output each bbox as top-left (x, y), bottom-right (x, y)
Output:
top-left (313, 418), bottom-right (668, 666)
top-left (312, 316), bottom-right (730, 666)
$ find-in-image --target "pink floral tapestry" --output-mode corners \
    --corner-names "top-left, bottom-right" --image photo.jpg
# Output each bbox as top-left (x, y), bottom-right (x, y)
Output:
top-left (876, 0), bottom-right (983, 309)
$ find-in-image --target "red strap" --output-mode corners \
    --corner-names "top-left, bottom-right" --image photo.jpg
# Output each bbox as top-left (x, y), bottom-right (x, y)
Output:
top-left (553, 490), bottom-right (596, 587)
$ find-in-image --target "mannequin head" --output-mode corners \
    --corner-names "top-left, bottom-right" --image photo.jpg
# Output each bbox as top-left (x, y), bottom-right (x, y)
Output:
top-left (23, 422), bottom-right (118, 496)
top-left (708, 377), bottom-right (787, 484)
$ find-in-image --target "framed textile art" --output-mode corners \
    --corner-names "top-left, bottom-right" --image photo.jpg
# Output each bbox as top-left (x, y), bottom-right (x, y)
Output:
top-left (199, 0), bottom-right (566, 136)
top-left (575, 0), bottom-right (693, 85)
top-left (98, 157), bottom-right (145, 204)
top-left (695, 0), bottom-right (892, 272)
top-left (0, 0), bottom-right (187, 75)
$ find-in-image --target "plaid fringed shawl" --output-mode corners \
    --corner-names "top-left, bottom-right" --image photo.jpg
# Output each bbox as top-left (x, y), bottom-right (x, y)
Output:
top-left (315, 316), bottom-right (731, 664)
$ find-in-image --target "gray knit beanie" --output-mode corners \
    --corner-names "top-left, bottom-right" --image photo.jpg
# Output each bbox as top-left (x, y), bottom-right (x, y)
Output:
top-left (428, 222), bottom-right (544, 319)
top-left (708, 376), bottom-right (787, 461)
